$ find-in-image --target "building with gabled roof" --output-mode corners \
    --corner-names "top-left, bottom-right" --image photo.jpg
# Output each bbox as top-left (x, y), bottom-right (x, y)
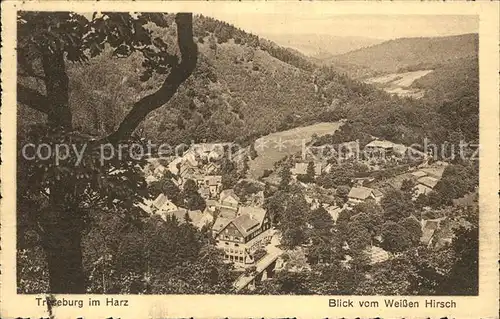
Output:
top-left (212, 217), bottom-right (233, 236)
top-left (152, 193), bottom-right (178, 213)
top-left (219, 189), bottom-right (240, 208)
top-left (411, 170), bottom-right (428, 178)
top-left (198, 175), bottom-right (223, 198)
top-left (418, 176), bottom-right (439, 189)
top-left (348, 186), bottom-right (383, 204)
top-left (414, 176), bottom-right (440, 197)
top-left (421, 218), bottom-right (442, 247)
top-left (214, 206), bottom-right (272, 266)
top-left (205, 162), bottom-right (220, 174)
top-left (325, 205), bottom-right (342, 222)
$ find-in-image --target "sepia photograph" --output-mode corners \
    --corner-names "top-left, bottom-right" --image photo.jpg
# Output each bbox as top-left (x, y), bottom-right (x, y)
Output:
top-left (14, 10), bottom-right (482, 297)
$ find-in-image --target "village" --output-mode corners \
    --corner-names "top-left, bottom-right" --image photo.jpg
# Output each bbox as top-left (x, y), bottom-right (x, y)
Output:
top-left (135, 134), bottom-right (471, 291)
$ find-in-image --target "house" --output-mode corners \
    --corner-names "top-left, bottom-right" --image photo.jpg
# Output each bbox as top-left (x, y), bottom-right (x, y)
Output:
top-left (205, 199), bottom-right (219, 212)
top-left (152, 193), bottom-right (178, 213)
top-left (212, 217), bottom-right (233, 236)
top-left (421, 218), bottom-right (445, 247)
top-left (347, 186), bottom-right (383, 204)
top-left (168, 157), bottom-right (184, 176)
top-left (247, 190), bottom-right (265, 207)
top-left (352, 177), bottom-right (375, 187)
top-left (322, 163), bottom-right (333, 174)
top-left (420, 165), bottom-right (447, 179)
top-left (411, 170), bottom-right (428, 179)
top-left (178, 161), bottom-right (198, 180)
top-left (204, 162), bottom-right (220, 174)
top-left (199, 175), bottom-right (222, 198)
top-left (364, 140), bottom-right (395, 157)
top-left (135, 198), bottom-right (154, 215)
top-left (219, 189), bottom-right (240, 208)
top-left (415, 176), bottom-right (439, 196)
top-left (337, 140), bottom-right (360, 160)
top-left (325, 205), bottom-right (342, 222)
top-left (214, 206), bottom-right (272, 266)
top-left (183, 150), bottom-right (200, 167)
top-left (198, 186), bottom-right (211, 199)
top-left (186, 143), bottom-right (231, 162)
top-left (290, 162), bottom-right (307, 176)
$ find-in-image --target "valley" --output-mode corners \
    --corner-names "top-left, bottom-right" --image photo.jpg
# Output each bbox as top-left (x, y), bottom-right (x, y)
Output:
top-left (363, 69), bottom-right (434, 98)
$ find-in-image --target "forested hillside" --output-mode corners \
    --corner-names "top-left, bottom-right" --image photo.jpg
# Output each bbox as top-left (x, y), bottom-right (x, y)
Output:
top-left (329, 33), bottom-right (478, 76)
top-left (17, 14), bottom-right (479, 155)
top-left (18, 14), bottom-right (333, 147)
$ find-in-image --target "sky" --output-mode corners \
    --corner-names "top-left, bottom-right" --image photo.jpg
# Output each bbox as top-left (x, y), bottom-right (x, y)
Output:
top-left (201, 13), bottom-right (478, 40)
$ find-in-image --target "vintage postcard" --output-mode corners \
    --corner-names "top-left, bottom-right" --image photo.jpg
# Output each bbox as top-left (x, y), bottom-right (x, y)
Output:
top-left (1, 1), bottom-right (499, 318)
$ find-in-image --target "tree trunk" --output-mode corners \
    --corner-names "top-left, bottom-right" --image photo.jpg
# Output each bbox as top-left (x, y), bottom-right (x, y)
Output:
top-left (42, 184), bottom-right (86, 293)
top-left (41, 51), bottom-right (72, 129)
top-left (44, 219), bottom-right (86, 293)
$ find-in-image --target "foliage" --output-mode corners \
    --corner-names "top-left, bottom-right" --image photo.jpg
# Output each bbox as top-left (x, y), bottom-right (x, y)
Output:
top-left (17, 248), bottom-right (50, 293)
top-left (316, 165), bottom-right (353, 189)
top-left (253, 249), bottom-right (267, 263)
top-left (400, 178), bottom-right (417, 200)
top-left (278, 164), bottom-right (292, 190)
top-left (430, 163), bottom-right (478, 207)
top-left (307, 206), bottom-right (333, 231)
top-left (354, 257), bottom-right (418, 295)
top-left (380, 221), bottom-right (412, 253)
top-left (381, 188), bottom-right (415, 222)
top-left (149, 175), bottom-right (182, 205)
top-left (181, 179), bottom-right (206, 211)
top-left (17, 11), bottom-right (198, 293)
top-left (399, 217), bottom-right (423, 245)
top-left (274, 189), bottom-right (310, 249)
top-left (220, 158), bottom-right (241, 189)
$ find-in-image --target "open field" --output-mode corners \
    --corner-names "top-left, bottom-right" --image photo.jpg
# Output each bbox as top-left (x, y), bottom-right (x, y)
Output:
top-left (365, 70), bottom-right (434, 87)
top-left (364, 70), bottom-right (433, 98)
top-left (248, 121), bottom-right (343, 178)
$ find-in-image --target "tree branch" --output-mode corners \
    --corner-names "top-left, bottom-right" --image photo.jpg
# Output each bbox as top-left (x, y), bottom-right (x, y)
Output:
top-left (102, 13), bottom-right (198, 144)
top-left (17, 84), bottom-right (51, 114)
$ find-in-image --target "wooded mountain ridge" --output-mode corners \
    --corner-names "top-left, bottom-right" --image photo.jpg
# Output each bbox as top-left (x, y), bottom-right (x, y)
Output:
top-left (18, 16), bottom-right (479, 149)
top-left (324, 33), bottom-right (478, 78)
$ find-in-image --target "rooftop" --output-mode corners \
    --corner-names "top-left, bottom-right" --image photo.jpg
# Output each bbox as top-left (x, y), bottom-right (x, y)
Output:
top-left (238, 206), bottom-right (267, 225)
top-left (232, 214), bottom-right (261, 237)
top-left (348, 186), bottom-right (377, 200)
top-left (421, 166), bottom-right (446, 179)
top-left (212, 217), bottom-right (232, 233)
top-left (204, 175), bottom-right (222, 185)
top-left (365, 140), bottom-right (395, 149)
top-left (153, 193), bottom-right (168, 209)
top-left (217, 206), bottom-right (239, 219)
top-left (418, 176), bottom-right (439, 189)
top-left (411, 170), bottom-right (428, 178)
top-left (220, 189), bottom-right (240, 203)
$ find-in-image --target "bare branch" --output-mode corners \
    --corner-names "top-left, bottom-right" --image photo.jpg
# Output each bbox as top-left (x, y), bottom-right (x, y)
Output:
top-left (17, 84), bottom-right (51, 114)
top-left (101, 13), bottom-right (198, 144)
